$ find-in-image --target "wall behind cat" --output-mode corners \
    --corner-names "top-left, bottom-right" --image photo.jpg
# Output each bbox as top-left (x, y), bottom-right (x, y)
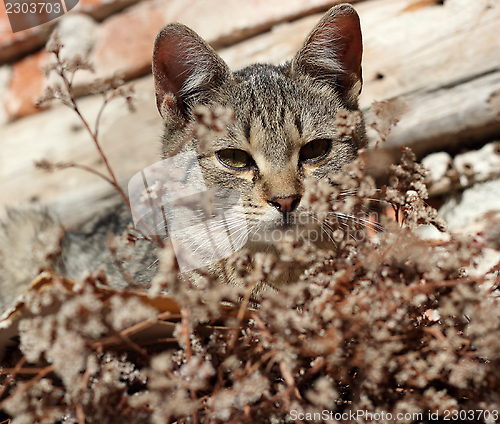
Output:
top-left (0, 0), bottom-right (499, 228)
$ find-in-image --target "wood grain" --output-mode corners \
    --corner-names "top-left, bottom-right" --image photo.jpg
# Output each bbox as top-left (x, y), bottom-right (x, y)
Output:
top-left (0, 0), bottom-right (498, 227)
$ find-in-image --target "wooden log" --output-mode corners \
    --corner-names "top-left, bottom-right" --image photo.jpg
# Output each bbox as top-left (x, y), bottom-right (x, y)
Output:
top-left (0, 76), bottom-right (162, 228)
top-left (0, 0), bottom-right (499, 227)
top-left (375, 72), bottom-right (500, 158)
top-left (359, 0), bottom-right (500, 156)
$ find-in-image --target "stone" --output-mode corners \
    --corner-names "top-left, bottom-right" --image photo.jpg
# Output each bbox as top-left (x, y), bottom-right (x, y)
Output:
top-left (0, 0), bottom-right (142, 64)
top-left (424, 142), bottom-right (500, 197)
top-left (454, 142), bottom-right (500, 185)
top-left (439, 178), bottom-right (500, 231)
top-left (3, 49), bottom-right (48, 120)
top-left (422, 152), bottom-right (452, 185)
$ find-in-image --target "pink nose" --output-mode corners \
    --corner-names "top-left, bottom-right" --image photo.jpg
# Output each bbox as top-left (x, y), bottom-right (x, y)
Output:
top-left (267, 196), bottom-right (301, 214)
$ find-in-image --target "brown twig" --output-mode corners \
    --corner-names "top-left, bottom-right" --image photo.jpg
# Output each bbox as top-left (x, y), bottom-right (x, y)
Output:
top-left (0, 364), bottom-right (55, 411)
top-left (38, 41), bottom-right (164, 249)
top-left (0, 356), bottom-right (26, 400)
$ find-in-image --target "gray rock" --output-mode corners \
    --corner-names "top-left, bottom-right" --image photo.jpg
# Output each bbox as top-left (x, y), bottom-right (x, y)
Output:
top-left (422, 151), bottom-right (452, 184)
top-left (454, 141), bottom-right (500, 185)
top-left (439, 178), bottom-right (500, 231)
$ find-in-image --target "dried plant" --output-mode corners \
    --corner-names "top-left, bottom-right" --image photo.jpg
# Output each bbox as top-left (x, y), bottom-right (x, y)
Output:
top-left (384, 147), bottom-right (447, 231)
top-left (369, 98), bottom-right (407, 147)
top-left (34, 32), bottom-right (162, 251)
top-left (1, 31), bottom-right (500, 424)
top-left (36, 33), bottom-right (135, 205)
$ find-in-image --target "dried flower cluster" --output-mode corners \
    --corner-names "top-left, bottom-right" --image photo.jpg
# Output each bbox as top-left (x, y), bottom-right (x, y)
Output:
top-left (38, 33), bottom-right (135, 113)
top-left (2, 35), bottom-right (500, 424)
top-left (3, 145), bottom-right (500, 423)
top-left (193, 105), bottom-right (234, 153)
top-left (384, 147), bottom-right (447, 231)
top-left (369, 98), bottom-right (407, 147)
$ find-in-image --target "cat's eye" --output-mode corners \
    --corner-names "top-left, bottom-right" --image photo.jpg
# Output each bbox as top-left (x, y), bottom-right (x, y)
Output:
top-left (300, 139), bottom-right (332, 163)
top-left (216, 149), bottom-right (252, 169)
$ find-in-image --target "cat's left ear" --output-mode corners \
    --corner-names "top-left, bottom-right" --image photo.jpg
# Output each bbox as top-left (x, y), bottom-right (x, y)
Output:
top-left (291, 4), bottom-right (363, 107)
top-left (153, 23), bottom-right (231, 121)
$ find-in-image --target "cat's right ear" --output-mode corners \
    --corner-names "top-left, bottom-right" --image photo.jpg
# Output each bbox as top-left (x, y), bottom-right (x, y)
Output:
top-left (291, 4), bottom-right (363, 108)
top-left (153, 24), bottom-right (231, 121)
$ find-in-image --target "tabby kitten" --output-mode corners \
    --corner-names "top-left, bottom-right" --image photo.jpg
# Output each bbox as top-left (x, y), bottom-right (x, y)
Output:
top-left (151, 3), bottom-right (365, 287)
top-left (0, 4), bottom-right (365, 312)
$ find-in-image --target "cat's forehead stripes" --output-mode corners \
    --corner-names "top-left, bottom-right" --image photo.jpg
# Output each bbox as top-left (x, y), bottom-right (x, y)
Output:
top-left (227, 63), bottom-right (350, 171)
top-left (231, 65), bottom-right (306, 165)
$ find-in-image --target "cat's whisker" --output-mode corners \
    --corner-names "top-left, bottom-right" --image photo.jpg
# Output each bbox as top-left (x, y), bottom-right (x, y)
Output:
top-left (324, 211), bottom-right (383, 234)
top-left (308, 215), bottom-right (337, 245)
top-left (228, 224), bottom-right (253, 249)
top-left (247, 223), bottom-right (269, 247)
top-left (187, 220), bottom-right (249, 257)
top-left (357, 218), bottom-right (384, 232)
top-left (325, 210), bottom-right (382, 226)
top-left (148, 257), bottom-right (160, 269)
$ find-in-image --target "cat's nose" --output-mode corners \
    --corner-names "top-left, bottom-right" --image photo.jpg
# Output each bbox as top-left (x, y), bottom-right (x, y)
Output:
top-left (267, 196), bottom-right (301, 214)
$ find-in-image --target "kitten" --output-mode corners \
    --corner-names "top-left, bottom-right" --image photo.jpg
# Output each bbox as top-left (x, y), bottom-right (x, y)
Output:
top-left (0, 4), bottom-right (365, 311)
top-left (151, 3), bottom-right (365, 288)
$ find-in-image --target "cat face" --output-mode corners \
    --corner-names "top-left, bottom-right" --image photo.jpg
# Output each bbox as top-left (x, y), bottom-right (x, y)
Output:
top-left (152, 4), bottom-right (365, 251)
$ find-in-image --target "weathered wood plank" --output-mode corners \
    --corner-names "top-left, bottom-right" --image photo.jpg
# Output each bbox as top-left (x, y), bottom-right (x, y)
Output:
top-left (360, 0), bottom-right (500, 104)
top-left (222, 0), bottom-right (500, 156)
top-left (0, 76), bottom-right (162, 228)
top-left (375, 71), bottom-right (500, 157)
top-left (0, 0), bottom-right (358, 123)
top-left (1, 0), bottom-right (499, 227)
top-left (359, 0), bottom-right (500, 155)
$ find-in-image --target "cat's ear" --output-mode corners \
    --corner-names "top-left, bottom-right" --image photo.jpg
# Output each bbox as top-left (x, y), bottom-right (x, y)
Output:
top-left (291, 4), bottom-right (363, 107)
top-left (153, 23), bottom-right (231, 121)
